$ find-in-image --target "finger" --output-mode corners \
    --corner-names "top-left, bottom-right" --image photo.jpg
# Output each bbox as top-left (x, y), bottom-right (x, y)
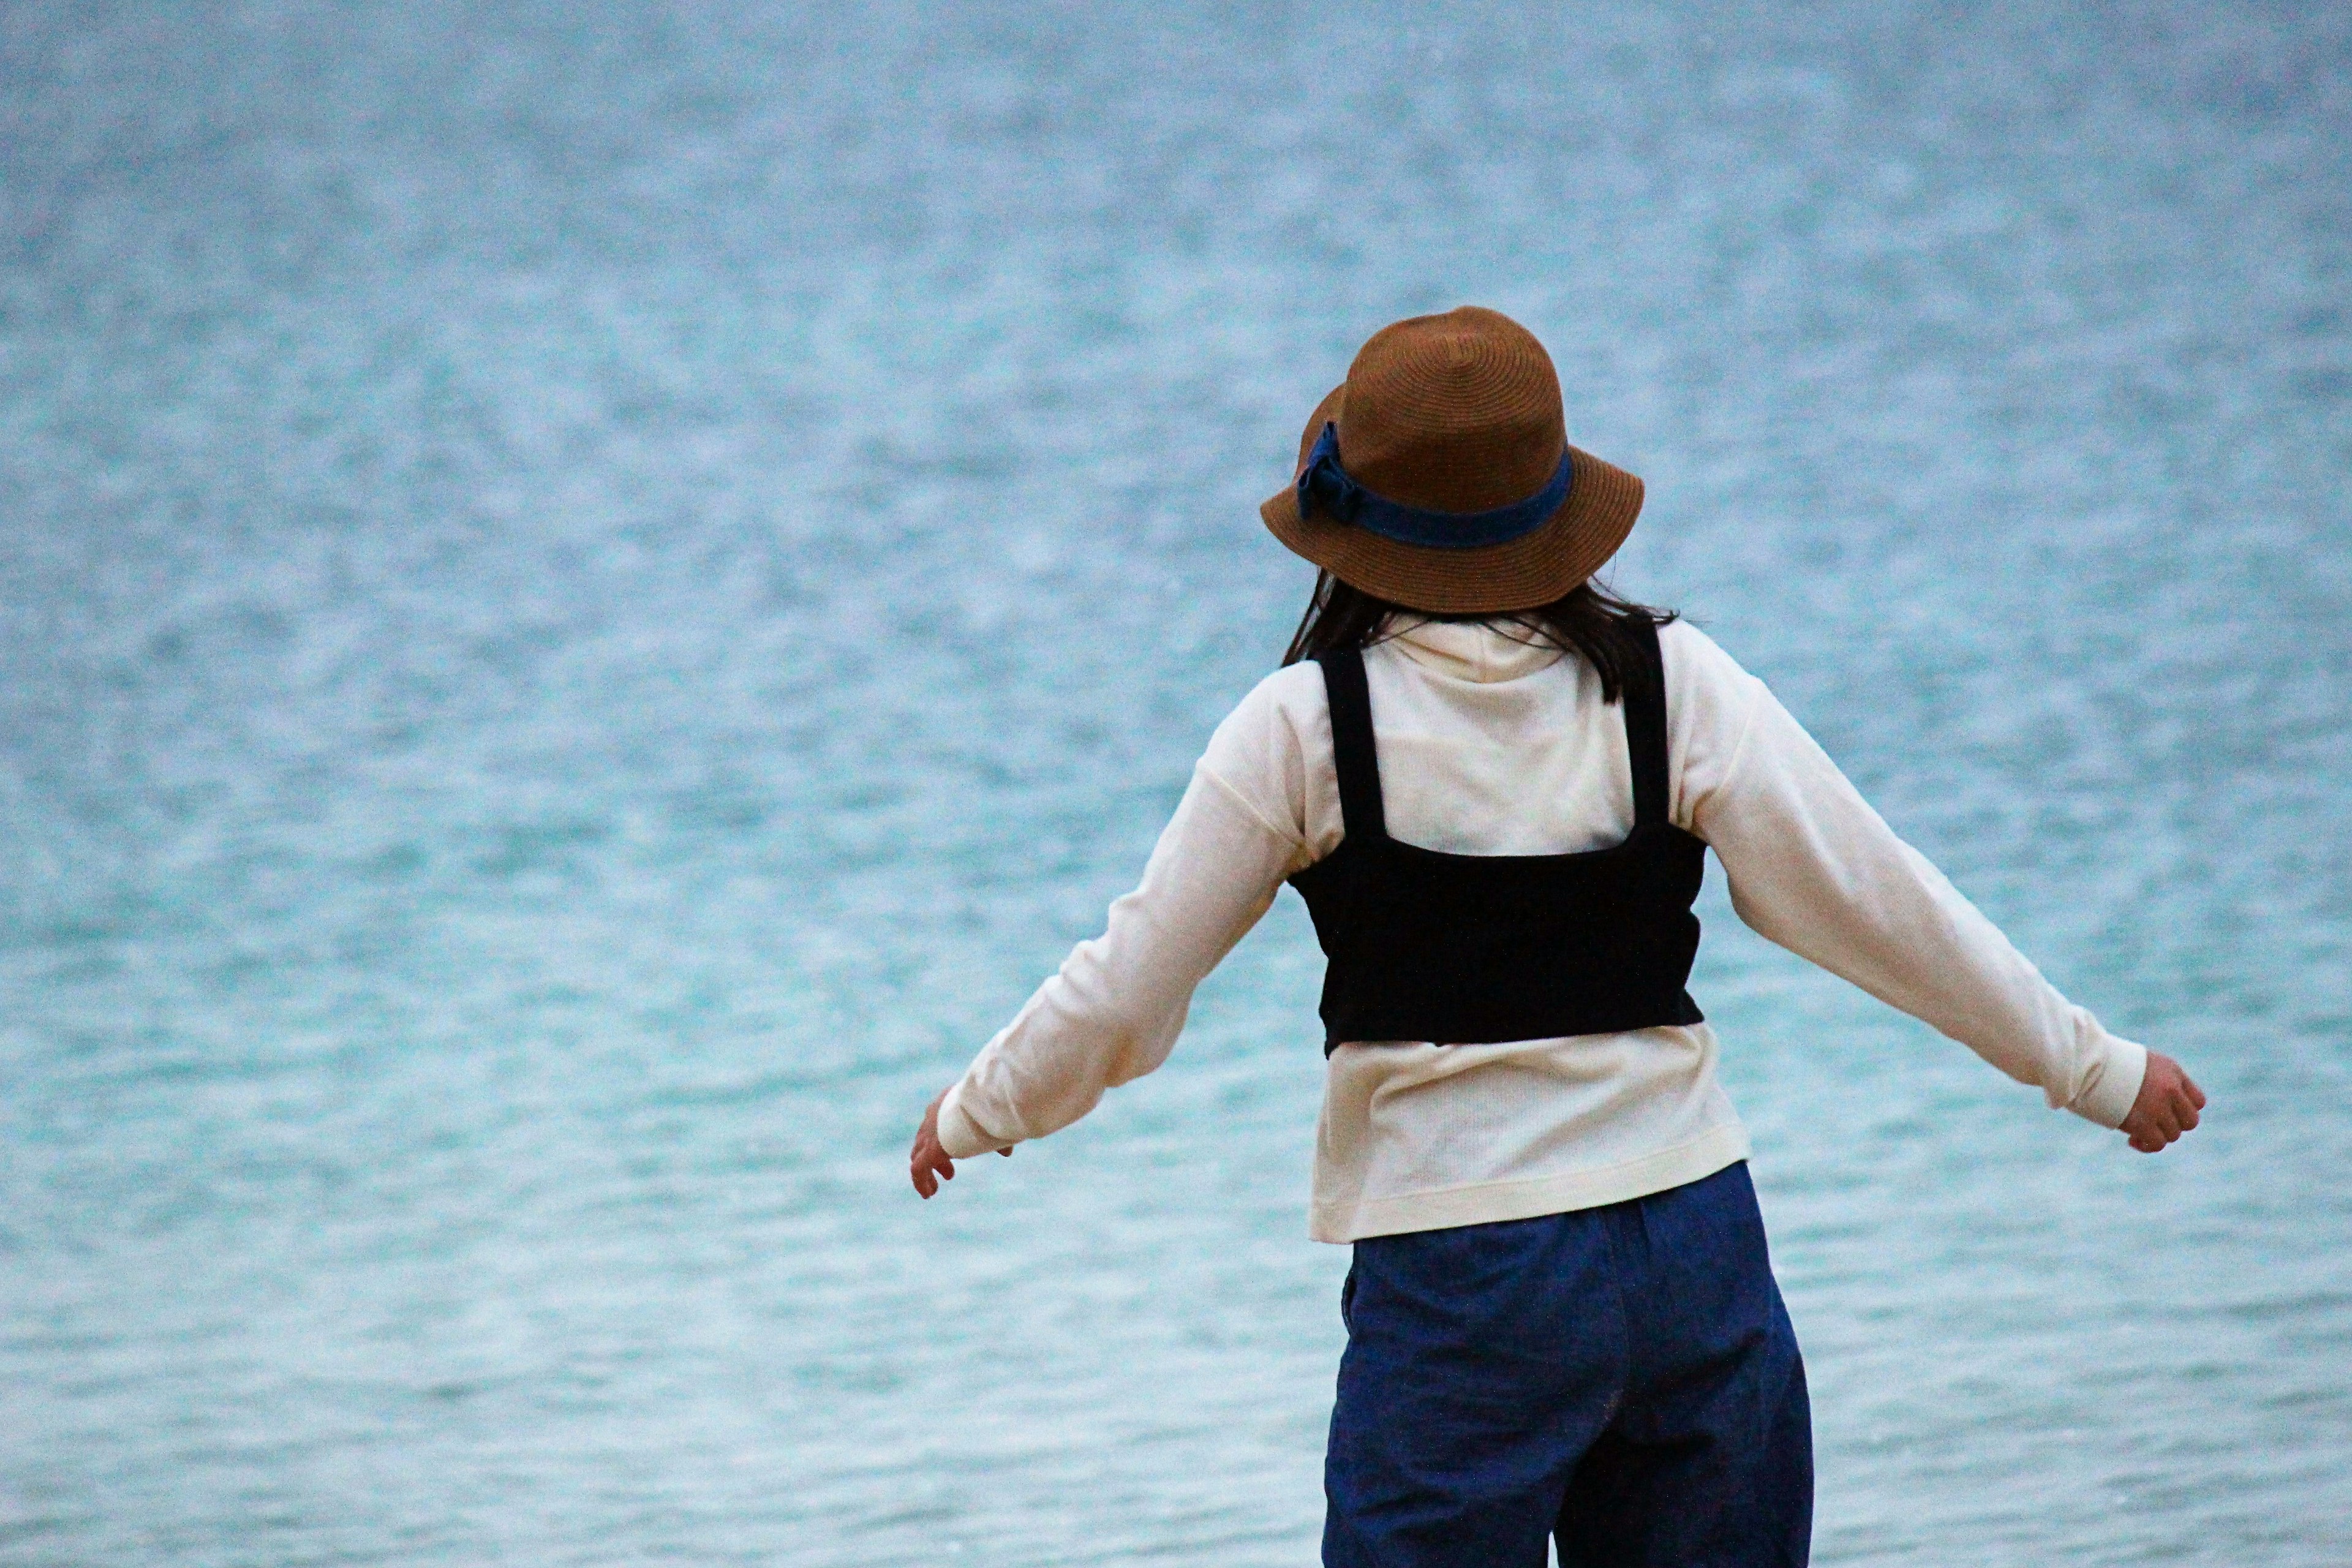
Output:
top-left (2174, 1093), bottom-right (2200, 1132)
top-left (910, 1148), bottom-right (955, 1197)
top-left (2184, 1074), bottom-right (2207, 1110)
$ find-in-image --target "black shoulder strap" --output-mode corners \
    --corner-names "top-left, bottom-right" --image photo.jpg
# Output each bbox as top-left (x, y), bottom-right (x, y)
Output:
top-left (1621, 619), bottom-right (1672, 829)
top-left (1315, 649), bottom-right (1388, 842)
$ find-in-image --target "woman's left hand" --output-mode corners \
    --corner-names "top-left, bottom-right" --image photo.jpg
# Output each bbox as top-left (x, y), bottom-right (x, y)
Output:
top-left (2119, 1050), bottom-right (2207, 1153)
top-left (910, 1087), bottom-right (1011, 1197)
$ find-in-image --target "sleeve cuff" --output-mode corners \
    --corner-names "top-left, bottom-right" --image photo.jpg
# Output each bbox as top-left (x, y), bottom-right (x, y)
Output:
top-left (935, 1081), bottom-right (1009, 1159)
top-left (2069, 1035), bottom-right (2149, 1129)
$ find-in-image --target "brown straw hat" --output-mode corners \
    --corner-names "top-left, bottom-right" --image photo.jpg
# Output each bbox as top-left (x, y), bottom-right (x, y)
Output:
top-left (1260, 306), bottom-right (1645, 615)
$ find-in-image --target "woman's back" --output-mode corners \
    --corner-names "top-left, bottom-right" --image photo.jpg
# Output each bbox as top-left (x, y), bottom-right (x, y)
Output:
top-left (1225, 616), bottom-right (1733, 861)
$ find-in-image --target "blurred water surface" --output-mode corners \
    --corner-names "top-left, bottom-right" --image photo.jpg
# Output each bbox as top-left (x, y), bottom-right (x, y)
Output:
top-left (4, 2), bottom-right (2351, 1562)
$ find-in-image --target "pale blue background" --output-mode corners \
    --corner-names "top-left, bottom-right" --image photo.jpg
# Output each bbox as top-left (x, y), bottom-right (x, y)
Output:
top-left (4, 3), bottom-right (2348, 1562)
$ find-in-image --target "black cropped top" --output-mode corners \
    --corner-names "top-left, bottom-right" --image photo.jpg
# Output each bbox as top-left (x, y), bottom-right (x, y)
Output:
top-left (1286, 619), bottom-right (1708, 1052)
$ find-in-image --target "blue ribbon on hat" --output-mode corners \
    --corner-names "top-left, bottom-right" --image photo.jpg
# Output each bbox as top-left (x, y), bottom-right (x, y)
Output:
top-left (1294, 423), bottom-right (1574, 549)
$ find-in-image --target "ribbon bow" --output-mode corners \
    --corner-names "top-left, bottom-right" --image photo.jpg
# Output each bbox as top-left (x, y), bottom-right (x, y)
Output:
top-left (1295, 422), bottom-right (1366, 526)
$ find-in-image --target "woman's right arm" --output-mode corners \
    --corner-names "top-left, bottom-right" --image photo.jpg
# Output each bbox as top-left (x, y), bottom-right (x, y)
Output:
top-left (914, 674), bottom-right (1316, 1188)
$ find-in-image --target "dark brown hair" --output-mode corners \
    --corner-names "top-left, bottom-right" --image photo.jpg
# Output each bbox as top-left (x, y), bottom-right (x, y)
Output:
top-left (1281, 571), bottom-right (1677, 706)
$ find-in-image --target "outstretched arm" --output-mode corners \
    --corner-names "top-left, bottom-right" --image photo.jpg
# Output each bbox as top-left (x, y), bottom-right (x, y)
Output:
top-left (1688, 652), bottom-right (2205, 1149)
top-left (908, 752), bottom-right (1305, 1198)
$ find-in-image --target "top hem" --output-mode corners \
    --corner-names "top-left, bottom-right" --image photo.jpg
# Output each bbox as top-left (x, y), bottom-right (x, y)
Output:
top-left (1308, 1121), bottom-right (1752, 1243)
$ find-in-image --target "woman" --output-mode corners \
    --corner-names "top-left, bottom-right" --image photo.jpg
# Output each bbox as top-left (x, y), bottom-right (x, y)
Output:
top-left (907, 306), bottom-right (2205, 1567)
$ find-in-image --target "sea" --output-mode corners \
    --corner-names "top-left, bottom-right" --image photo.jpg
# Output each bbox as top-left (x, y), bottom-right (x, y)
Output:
top-left (3, 2), bottom-right (2348, 1562)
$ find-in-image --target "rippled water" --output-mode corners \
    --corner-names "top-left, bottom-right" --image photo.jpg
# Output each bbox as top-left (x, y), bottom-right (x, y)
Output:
top-left (4, 3), bottom-right (2350, 1563)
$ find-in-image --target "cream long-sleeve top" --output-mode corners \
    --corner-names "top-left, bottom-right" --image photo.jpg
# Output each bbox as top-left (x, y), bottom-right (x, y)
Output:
top-left (936, 616), bottom-right (2149, 1244)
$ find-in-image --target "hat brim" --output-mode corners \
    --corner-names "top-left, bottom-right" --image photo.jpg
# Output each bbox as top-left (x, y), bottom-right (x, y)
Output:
top-left (1259, 385), bottom-right (1645, 615)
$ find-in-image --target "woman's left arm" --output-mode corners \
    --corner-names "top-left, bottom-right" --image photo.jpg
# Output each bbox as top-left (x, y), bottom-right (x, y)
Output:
top-left (1684, 647), bottom-right (2204, 1150)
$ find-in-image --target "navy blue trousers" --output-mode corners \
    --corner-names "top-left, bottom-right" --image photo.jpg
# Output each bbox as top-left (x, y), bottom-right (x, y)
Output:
top-left (1324, 1162), bottom-right (1812, 1568)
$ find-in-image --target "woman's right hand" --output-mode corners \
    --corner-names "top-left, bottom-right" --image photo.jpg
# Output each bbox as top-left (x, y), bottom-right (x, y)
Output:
top-left (910, 1087), bottom-right (1012, 1198)
top-left (2119, 1050), bottom-right (2206, 1153)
